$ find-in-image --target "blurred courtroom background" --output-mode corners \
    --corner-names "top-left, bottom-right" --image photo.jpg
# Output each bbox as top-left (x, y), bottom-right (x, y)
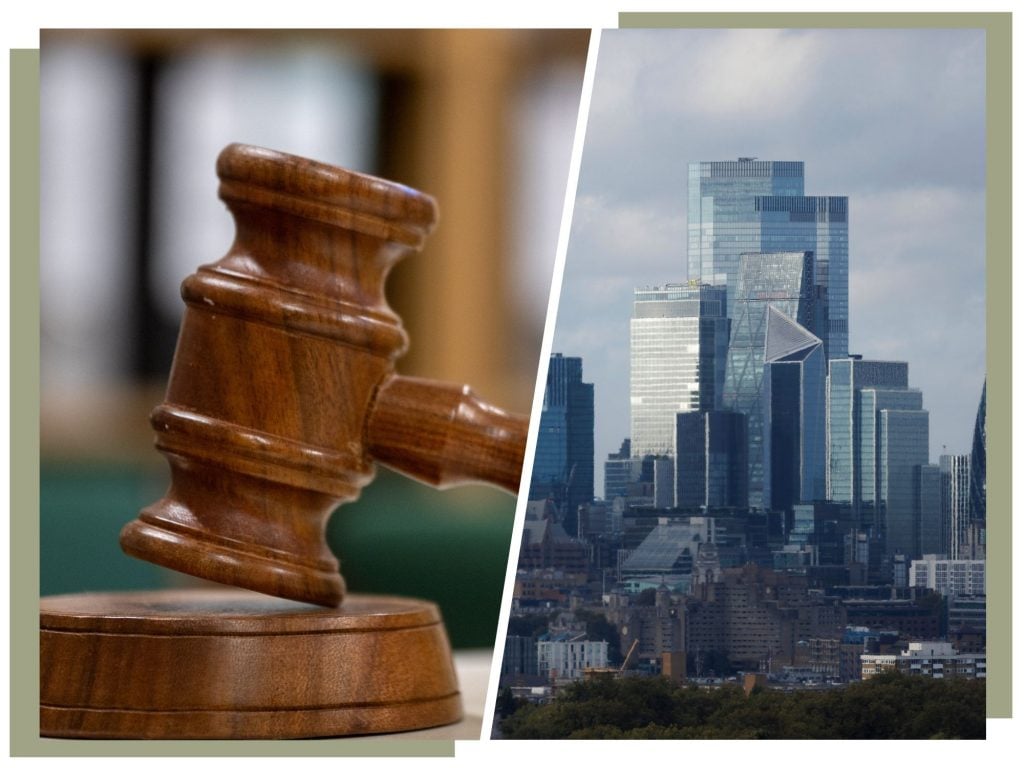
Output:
top-left (39, 28), bottom-right (588, 647)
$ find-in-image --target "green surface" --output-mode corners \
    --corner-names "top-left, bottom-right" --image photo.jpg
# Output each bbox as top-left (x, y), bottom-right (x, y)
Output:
top-left (40, 464), bottom-right (174, 595)
top-left (39, 462), bottom-right (514, 649)
top-left (328, 473), bottom-right (515, 649)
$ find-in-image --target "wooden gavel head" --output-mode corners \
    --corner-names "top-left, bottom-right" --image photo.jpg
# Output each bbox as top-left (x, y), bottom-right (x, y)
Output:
top-left (120, 143), bottom-right (527, 607)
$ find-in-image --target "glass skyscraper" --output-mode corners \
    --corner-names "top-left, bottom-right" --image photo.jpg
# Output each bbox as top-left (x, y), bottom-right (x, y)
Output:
top-left (721, 251), bottom-right (817, 509)
top-left (529, 353), bottom-right (594, 529)
top-left (915, 464), bottom-right (944, 557)
top-left (826, 357), bottom-right (934, 565)
top-left (969, 379), bottom-right (986, 526)
top-left (629, 283), bottom-right (729, 458)
top-left (687, 158), bottom-right (849, 360)
top-left (940, 453), bottom-right (972, 560)
top-left (858, 386), bottom-right (927, 562)
top-left (879, 408), bottom-right (930, 558)
top-left (826, 358), bottom-right (910, 506)
top-left (674, 410), bottom-right (748, 509)
top-left (762, 306), bottom-right (825, 511)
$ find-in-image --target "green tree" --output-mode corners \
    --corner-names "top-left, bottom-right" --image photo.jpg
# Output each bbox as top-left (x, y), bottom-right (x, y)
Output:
top-left (499, 671), bottom-right (985, 740)
top-left (494, 687), bottom-right (520, 719)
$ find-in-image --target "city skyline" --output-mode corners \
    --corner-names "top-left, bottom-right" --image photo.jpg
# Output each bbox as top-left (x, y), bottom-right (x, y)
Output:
top-left (555, 28), bottom-right (986, 496)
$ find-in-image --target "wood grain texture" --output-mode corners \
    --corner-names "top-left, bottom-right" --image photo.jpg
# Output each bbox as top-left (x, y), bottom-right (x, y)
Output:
top-left (367, 375), bottom-right (528, 493)
top-left (119, 143), bottom-right (528, 607)
top-left (40, 589), bottom-right (462, 739)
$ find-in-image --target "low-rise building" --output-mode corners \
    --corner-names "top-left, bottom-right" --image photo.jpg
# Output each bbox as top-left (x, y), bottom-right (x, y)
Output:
top-left (910, 555), bottom-right (985, 597)
top-left (513, 568), bottom-right (588, 605)
top-left (861, 641), bottom-right (986, 680)
top-left (519, 501), bottom-right (589, 573)
top-left (686, 563), bottom-right (845, 672)
top-left (841, 596), bottom-right (943, 640)
top-left (605, 584), bottom-right (685, 664)
top-left (536, 633), bottom-right (609, 681)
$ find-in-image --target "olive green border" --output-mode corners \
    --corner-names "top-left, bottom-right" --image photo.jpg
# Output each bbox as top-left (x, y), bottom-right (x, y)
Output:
top-left (620, 12), bottom-right (1012, 719)
top-left (8, 48), bottom-right (455, 758)
top-left (10, 48), bottom-right (43, 757)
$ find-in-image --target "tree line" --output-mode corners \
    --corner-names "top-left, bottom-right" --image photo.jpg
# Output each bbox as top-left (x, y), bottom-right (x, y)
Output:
top-left (497, 672), bottom-right (985, 739)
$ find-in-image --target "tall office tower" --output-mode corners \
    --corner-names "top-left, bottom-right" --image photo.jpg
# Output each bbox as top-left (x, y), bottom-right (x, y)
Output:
top-left (914, 464), bottom-right (944, 557)
top-left (529, 353), bottom-right (594, 529)
top-left (858, 386), bottom-right (925, 544)
top-left (675, 410), bottom-right (748, 509)
top-left (879, 409), bottom-right (931, 558)
top-left (604, 438), bottom-right (635, 501)
top-left (826, 358), bottom-right (910, 505)
top-left (687, 158), bottom-right (849, 359)
top-left (940, 454), bottom-right (972, 559)
top-left (722, 251), bottom-right (817, 509)
top-left (969, 379), bottom-right (986, 525)
top-left (762, 307), bottom-right (825, 512)
top-left (630, 283), bottom-right (729, 458)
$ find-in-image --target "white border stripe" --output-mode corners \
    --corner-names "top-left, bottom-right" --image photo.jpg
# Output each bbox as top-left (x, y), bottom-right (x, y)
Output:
top-left (479, 26), bottom-right (604, 740)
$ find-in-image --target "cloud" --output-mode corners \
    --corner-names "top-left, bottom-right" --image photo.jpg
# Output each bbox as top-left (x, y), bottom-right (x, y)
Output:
top-left (569, 194), bottom-right (685, 276)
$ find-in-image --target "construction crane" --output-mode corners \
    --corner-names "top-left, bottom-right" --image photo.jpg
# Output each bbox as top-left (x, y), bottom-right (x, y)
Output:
top-left (582, 638), bottom-right (641, 681)
top-left (620, 639), bottom-right (640, 673)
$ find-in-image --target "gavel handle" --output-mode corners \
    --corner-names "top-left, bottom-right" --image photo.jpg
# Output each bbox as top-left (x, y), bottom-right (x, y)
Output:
top-left (365, 375), bottom-right (528, 494)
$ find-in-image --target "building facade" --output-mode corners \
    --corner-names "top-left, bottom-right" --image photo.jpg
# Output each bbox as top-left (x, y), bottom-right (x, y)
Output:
top-left (674, 410), bottom-right (748, 509)
top-left (861, 641), bottom-right (986, 680)
top-left (603, 438), bottom-right (635, 501)
top-left (940, 453), bottom-right (972, 560)
top-left (722, 251), bottom-right (817, 509)
top-left (825, 358), bottom-right (909, 506)
top-left (824, 356), bottom-right (932, 563)
top-left (500, 635), bottom-right (540, 683)
top-left (530, 353), bottom-right (594, 528)
top-left (686, 158), bottom-right (849, 360)
top-left (630, 283), bottom-right (729, 459)
top-left (879, 408), bottom-right (930, 559)
top-left (686, 563), bottom-right (846, 672)
top-left (619, 517), bottom-right (716, 585)
top-left (914, 463), bottom-right (944, 557)
top-left (536, 635), bottom-right (610, 681)
top-left (910, 555), bottom-right (986, 597)
top-left (970, 379), bottom-right (986, 526)
top-left (762, 306), bottom-right (826, 511)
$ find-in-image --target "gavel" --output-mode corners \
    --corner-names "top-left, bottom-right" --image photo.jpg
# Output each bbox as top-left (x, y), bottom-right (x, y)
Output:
top-left (41, 144), bottom-right (529, 740)
top-left (119, 142), bottom-right (529, 607)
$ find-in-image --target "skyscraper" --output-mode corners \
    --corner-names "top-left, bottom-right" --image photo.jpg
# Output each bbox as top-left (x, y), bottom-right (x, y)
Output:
top-left (721, 251), bottom-right (817, 509)
top-left (941, 453), bottom-right (972, 560)
top-left (879, 408), bottom-right (930, 558)
top-left (822, 355), bottom-right (935, 568)
top-left (969, 379), bottom-right (986, 526)
top-left (826, 358), bottom-right (910, 506)
top-left (629, 283), bottom-right (729, 458)
top-left (529, 353), bottom-right (594, 530)
top-left (859, 387), bottom-right (926, 540)
top-left (914, 464), bottom-right (944, 557)
top-left (762, 306), bottom-right (826, 511)
top-left (675, 410), bottom-right (748, 509)
top-left (687, 158), bottom-right (849, 359)
top-left (603, 438), bottom-right (637, 501)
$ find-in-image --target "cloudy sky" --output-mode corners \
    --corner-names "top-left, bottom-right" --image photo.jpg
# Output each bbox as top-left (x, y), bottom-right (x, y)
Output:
top-left (553, 27), bottom-right (987, 495)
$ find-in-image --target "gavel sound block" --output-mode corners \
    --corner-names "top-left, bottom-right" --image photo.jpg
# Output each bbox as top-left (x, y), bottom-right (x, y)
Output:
top-left (40, 144), bottom-right (529, 739)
